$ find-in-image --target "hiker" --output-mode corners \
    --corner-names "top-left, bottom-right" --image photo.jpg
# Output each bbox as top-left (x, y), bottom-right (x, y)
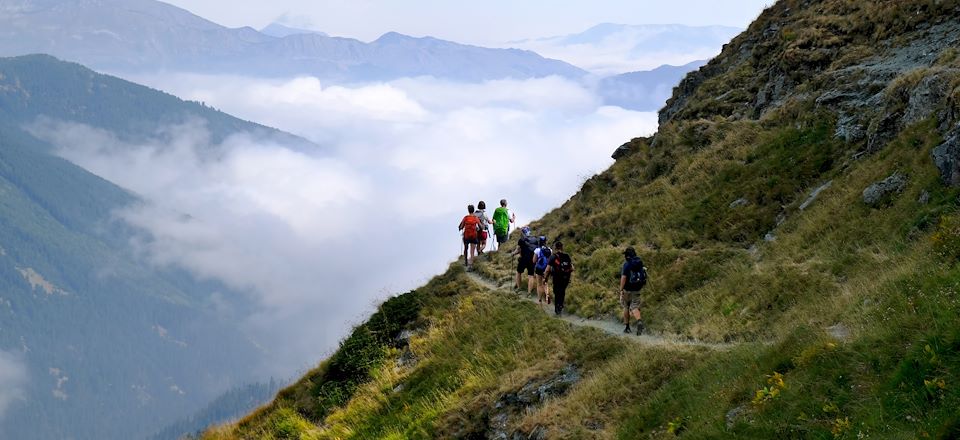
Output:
top-left (511, 227), bottom-right (538, 294)
top-left (619, 247), bottom-right (647, 335)
top-left (492, 199), bottom-right (515, 251)
top-left (458, 205), bottom-right (481, 269)
top-left (545, 241), bottom-right (574, 316)
top-left (475, 201), bottom-right (493, 254)
top-left (533, 236), bottom-right (552, 306)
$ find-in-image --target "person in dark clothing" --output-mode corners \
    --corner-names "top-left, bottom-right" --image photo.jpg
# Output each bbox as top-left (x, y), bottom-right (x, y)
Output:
top-left (545, 241), bottom-right (574, 316)
top-left (510, 226), bottom-right (537, 294)
top-left (619, 247), bottom-right (647, 335)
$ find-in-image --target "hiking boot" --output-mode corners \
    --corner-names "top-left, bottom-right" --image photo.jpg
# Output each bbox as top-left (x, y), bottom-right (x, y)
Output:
top-left (635, 320), bottom-right (645, 336)
top-left (623, 325), bottom-right (631, 334)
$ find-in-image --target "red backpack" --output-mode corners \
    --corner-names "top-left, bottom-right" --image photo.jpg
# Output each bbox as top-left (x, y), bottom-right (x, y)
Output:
top-left (462, 215), bottom-right (480, 240)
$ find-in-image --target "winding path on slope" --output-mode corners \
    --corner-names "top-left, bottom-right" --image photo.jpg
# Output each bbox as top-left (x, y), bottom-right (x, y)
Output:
top-left (466, 271), bottom-right (740, 350)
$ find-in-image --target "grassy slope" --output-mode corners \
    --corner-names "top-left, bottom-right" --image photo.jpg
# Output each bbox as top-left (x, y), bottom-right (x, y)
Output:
top-left (205, 1), bottom-right (960, 438)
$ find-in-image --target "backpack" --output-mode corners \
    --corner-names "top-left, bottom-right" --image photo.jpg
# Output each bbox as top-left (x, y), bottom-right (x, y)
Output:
top-left (536, 246), bottom-right (552, 271)
top-left (625, 257), bottom-right (647, 290)
top-left (553, 253), bottom-right (573, 280)
top-left (522, 235), bottom-right (540, 255)
top-left (475, 210), bottom-right (489, 229)
top-left (462, 215), bottom-right (480, 240)
top-left (493, 207), bottom-right (510, 235)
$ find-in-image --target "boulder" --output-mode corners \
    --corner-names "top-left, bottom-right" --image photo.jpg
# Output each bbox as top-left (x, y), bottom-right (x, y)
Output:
top-left (611, 142), bottom-right (633, 160)
top-left (729, 198), bottom-right (750, 208)
top-left (862, 172), bottom-right (908, 206)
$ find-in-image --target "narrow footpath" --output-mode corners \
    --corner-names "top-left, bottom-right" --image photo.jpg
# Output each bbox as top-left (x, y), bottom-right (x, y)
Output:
top-left (466, 271), bottom-right (740, 350)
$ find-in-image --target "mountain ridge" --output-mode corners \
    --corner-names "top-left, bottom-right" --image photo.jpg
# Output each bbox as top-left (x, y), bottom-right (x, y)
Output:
top-left (0, 0), bottom-right (586, 81)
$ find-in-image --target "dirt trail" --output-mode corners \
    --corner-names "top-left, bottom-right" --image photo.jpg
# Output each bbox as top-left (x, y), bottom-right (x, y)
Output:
top-left (466, 271), bottom-right (741, 350)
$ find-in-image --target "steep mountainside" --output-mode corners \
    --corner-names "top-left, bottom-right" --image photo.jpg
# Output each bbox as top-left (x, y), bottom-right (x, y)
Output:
top-left (0, 0), bottom-right (584, 81)
top-left (208, 1), bottom-right (960, 438)
top-left (0, 55), bottom-right (311, 440)
top-left (0, 54), bottom-right (311, 147)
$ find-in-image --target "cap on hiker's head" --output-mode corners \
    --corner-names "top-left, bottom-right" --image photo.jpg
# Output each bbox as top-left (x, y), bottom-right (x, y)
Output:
top-left (623, 247), bottom-right (637, 258)
top-left (521, 226), bottom-right (531, 236)
top-left (538, 236), bottom-right (547, 245)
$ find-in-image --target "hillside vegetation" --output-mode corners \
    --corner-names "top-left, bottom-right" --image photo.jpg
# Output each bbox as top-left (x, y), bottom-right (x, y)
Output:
top-left (206, 1), bottom-right (960, 438)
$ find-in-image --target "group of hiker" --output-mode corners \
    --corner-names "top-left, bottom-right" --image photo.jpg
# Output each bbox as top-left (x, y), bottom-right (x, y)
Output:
top-left (458, 199), bottom-right (516, 266)
top-left (458, 201), bottom-right (649, 335)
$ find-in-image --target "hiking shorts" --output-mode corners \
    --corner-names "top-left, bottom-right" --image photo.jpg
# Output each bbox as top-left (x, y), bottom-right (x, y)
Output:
top-left (621, 290), bottom-right (642, 311)
top-left (496, 231), bottom-right (508, 244)
top-left (517, 256), bottom-right (534, 275)
top-left (535, 267), bottom-right (546, 277)
top-left (463, 236), bottom-right (478, 245)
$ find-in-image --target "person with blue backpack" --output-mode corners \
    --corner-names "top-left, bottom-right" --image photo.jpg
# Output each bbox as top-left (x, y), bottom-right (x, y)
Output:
top-left (619, 247), bottom-right (647, 335)
top-left (533, 236), bottom-right (552, 306)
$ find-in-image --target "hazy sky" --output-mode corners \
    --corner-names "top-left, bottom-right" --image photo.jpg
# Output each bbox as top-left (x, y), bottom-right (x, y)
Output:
top-left (162, 0), bottom-right (773, 44)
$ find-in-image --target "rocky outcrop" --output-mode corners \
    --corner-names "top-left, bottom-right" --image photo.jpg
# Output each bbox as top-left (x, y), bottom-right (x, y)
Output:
top-left (659, 1), bottom-right (960, 165)
top-left (932, 128), bottom-right (960, 187)
top-left (611, 137), bottom-right (650, 160)
top-left (863, 172), bottom-right (908, 206)
top-left (449, 364), bottom-right (581, 440)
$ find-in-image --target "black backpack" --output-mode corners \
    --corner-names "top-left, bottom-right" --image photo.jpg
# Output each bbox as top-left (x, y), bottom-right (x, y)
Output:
top-left (554, 253), bottom-right (573, 279)
top-left (625, 257), bottom-right (647, 290)
top-left (522, 236), bottom-right (540, 255)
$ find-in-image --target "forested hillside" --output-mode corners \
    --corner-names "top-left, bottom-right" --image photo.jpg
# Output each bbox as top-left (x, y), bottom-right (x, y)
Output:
top-left (0, 55), bottom-right (310, 439)
top-left (208, 0), bottom-right (960, 438)
top-left (0, 54), bottom-right (311, 147)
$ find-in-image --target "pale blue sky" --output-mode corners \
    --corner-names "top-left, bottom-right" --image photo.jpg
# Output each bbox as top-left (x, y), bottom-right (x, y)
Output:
top-left (164, 0), bottom-right (773, 44)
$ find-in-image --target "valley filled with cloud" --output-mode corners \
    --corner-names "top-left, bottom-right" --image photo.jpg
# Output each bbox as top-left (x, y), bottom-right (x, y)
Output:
top-left (38, 74), bottom-right (659, 374)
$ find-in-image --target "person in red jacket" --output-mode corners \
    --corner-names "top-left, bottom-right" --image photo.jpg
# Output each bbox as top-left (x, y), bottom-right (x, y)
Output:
top-left (458, 205), bottom-right (481, 269)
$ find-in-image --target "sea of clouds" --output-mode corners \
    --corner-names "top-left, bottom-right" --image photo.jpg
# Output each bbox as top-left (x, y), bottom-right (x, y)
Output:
top-left (37, 74), bottom-right (659, 376)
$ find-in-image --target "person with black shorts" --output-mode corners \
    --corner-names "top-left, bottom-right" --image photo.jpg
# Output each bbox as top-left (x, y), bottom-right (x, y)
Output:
top-left (511, 226), bottom-right (537, 294)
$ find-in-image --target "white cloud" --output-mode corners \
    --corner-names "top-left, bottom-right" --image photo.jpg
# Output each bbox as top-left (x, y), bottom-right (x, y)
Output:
top-left (39, 74), bottom-right (658, 374)
top-left (0, 350), bottom-right (28, 420)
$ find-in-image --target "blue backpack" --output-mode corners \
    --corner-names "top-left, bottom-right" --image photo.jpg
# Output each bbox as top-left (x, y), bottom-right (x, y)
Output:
top-left (536, 246), bottom-right (552, 271)
top-left (625, 257), bottom-right (647, 290)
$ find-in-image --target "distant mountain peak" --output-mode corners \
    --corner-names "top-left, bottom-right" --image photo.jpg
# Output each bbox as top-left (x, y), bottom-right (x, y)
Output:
top-left (374, 31), bottom-right (416, 43)
top-left (260, 22), bottom-right (327, 38)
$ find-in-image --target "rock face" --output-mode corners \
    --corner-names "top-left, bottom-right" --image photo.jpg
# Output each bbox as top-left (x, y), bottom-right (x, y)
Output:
top-left (658, 2), bottom-right (960, 183)
top-left (863, 172), bottom-right (908, 206)
top-left (932, 129), bottom-right (960, 187)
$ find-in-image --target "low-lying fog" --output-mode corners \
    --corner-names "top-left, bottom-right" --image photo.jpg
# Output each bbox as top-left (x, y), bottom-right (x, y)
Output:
top-left (38, 74), bottom-right (659, 376)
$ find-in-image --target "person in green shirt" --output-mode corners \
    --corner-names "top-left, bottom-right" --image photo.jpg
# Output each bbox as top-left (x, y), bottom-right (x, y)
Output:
top-left (492, 199), bottom-right (515, 251)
